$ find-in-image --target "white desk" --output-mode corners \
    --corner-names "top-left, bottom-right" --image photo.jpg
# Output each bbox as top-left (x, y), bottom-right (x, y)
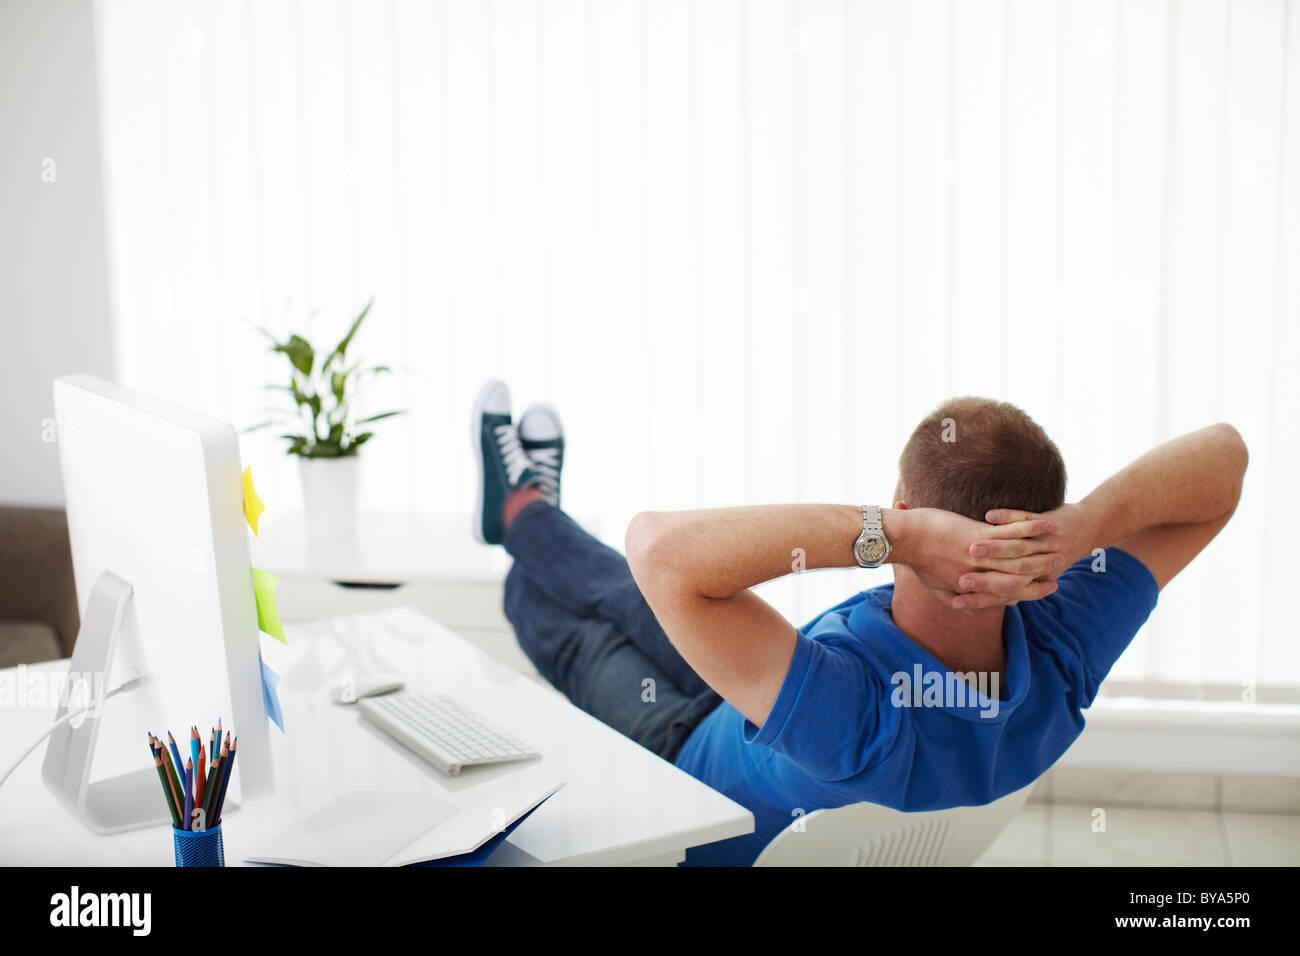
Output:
top-left (250, 511), bottom-right (537, 677)
top-left (0, 607), bottom-right (752, 866)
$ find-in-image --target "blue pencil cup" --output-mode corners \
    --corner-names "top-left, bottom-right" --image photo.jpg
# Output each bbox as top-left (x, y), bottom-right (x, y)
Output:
top-left (173, 823), bottom-right (225, 867)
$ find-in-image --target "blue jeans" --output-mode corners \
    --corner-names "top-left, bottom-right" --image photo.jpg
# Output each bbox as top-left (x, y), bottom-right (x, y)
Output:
top-left (503, 500), bottom-right (723, 763)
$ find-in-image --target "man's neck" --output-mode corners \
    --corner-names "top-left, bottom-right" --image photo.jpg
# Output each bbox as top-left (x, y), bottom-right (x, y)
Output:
top-left (889, 566), bottom-right (1007, 676)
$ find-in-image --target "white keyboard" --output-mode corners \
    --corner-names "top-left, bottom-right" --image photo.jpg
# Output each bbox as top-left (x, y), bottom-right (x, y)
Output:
top-left (357, 692), bottom-right (539, 776)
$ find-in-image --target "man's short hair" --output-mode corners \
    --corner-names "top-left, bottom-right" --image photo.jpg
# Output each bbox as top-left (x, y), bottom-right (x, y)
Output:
top-left (897, 397), bottom-right (1066, 522)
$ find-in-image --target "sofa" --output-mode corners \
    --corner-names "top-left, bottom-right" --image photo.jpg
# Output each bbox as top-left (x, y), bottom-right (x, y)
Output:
top-left (0, 506), bottom-right (79, 667)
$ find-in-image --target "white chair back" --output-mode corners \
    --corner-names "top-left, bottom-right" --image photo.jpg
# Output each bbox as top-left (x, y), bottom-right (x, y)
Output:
top-left (752, 784), bottom-right (1033, 867)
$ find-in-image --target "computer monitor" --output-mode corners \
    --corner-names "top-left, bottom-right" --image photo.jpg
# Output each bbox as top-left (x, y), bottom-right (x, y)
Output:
top-left (42, 374), bottom-right (274, 833)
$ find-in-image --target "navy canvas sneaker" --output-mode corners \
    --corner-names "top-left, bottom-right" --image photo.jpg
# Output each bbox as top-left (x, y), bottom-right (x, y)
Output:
top-left (518, 403), bottom-right (564, 508)
top-left (471, 380), bottom-right (540, 544)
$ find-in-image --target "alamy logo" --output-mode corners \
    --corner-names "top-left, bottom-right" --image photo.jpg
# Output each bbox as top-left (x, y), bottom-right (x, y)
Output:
top-left (890, 664), bottom-right (1001, 719)
top-left (0, 666), bottom-right (105, 728)
top-left (49, 886), bottom-right (151, 936)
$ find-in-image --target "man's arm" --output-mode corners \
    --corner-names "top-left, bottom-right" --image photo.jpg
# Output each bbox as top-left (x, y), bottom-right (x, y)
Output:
top-left (970, 423), bottom-right (1248, 598)
top-left (624, 504), bottom-right (1059, 727)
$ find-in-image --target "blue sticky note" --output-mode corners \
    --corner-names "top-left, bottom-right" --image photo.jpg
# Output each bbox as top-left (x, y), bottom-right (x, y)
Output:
top-left (260, 655), bottom-right (284, 732)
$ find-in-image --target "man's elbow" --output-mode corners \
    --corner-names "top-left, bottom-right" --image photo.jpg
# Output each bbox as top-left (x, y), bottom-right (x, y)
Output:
top-left (626, 510), bottom-right (700, 601)
top-left (1212, 422), bottom-right (1248, 464)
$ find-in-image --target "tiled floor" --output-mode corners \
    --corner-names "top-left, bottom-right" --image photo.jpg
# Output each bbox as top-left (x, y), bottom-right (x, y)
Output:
top-left (975, 803), bottom-right (1300, 866)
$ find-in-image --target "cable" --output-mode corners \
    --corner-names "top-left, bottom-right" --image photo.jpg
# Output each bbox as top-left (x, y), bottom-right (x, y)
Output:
top-left (0, 676), bottom-right (148, 791)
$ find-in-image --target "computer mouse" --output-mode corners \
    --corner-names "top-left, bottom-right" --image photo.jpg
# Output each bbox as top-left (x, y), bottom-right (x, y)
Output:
top-left (332, 672), bottom-right (405, 704)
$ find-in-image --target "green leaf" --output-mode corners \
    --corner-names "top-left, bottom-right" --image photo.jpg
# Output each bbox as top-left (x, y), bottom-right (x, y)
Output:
top-left (356, 410), bottom-right (403, 424)
top-left (346, 364), bottom-right (389, 384)
top-left (323, 297), bottom-right (373, 370)
top-left (330, 371), bottom-right (347, 403)
top-left (274, 334), bottom-right (315, 376)
top-left (351, 432), bottom-right (374, 448)
top-left (306, 441), bottom-right (344, 459)
top-left (288, 379), bottom-right (311, 409)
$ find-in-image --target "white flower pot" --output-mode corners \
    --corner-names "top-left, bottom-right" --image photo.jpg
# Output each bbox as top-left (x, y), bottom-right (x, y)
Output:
top-left (298, 456), bottom-right (360, 539)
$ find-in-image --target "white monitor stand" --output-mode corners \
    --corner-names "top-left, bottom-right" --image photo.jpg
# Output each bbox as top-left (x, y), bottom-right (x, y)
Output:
top-left (41, 571), bottom-right (168, 832)
top-left (42, 570), bottom-right (244, 834)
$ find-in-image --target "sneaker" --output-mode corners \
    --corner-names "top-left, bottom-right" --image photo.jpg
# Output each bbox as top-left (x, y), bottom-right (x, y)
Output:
top-left (518, 403), bottom-right (564, 507)
top-left (471, 379), bottom-right (539, 544)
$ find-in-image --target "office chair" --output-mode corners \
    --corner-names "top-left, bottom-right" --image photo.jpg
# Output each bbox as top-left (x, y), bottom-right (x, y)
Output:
top-left (752, 783), bottom-right (1034, 866)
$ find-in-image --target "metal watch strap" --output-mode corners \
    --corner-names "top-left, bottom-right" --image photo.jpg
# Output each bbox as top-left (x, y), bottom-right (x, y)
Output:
top-left (862, 504), bottom-right (883, 537)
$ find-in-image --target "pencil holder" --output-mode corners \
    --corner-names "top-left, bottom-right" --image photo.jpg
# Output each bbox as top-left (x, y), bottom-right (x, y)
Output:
top-left (173, 823), bottom-right (225, 867)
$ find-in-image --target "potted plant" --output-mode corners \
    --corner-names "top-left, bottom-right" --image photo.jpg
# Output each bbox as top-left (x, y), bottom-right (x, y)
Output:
top-left (251, 297), bottom-right (402, 538)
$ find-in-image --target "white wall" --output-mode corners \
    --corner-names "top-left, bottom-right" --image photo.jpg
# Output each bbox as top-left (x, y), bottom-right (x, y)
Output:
top-left (0, 0), bottom-right (114, 507)
top-left (91, 0), bottom-right (1300, 691)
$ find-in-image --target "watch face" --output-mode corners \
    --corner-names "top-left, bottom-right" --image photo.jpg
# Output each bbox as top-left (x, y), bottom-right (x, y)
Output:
top-left (857, 533), bottom-right (888, 566)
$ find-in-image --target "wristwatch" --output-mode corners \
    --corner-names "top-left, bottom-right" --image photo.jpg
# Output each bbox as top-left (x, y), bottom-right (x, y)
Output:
top-left (853, 504), bottom-right (891, 568)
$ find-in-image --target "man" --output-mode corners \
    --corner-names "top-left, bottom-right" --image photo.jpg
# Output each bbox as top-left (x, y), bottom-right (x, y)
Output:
top-left (472, 382), bottom-right (1248, 866)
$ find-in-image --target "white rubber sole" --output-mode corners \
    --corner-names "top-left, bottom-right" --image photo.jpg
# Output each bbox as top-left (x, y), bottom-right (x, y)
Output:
top-left (470, 379), bottom-right (509, 544)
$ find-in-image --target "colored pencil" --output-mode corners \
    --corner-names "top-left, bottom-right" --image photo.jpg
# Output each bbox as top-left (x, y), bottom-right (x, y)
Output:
top-left (208, 725), bottom-right (216, 811)
top-left (211, 736), bottom-right (236, 825)
top-left (166, 732), bottom-right (184, 783)
top-left (189, 728), bottom-right (200, 793)
top-left (155, 735), bottom-right (184, 824)
top-left (162, 734), bottom-right (183, 799)
top-left (163, 745), bottom-right (182, 827)
top-left (196, 741), bottom-right (206, 809)
top-left (183, 757), bottom-right (194, 830)
top-left (204, 735), bottom-right (227, 823)
top-left (210, 734), bottom-right (232, 824)
top-left (149, 736), bottom-right (181, 828)
top-left (201, 762), bottom-right (219, 826)
top-left (147, 736), bottom-right (163, 811)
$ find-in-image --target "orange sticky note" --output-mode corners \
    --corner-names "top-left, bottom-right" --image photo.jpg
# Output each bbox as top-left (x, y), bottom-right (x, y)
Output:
top-left (242, 466), bottom-right (265, 536)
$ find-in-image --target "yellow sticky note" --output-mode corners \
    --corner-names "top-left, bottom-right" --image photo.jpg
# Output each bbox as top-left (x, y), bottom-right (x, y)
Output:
top-left (242, 466), bottom-right (265, 536)
top-left (252, 567), bottom-right (286, 644)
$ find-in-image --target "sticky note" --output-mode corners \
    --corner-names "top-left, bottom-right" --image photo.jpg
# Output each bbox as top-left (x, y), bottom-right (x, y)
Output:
top-left (260, 654), bottom-right (284, 732)
top-left (252, 567), bottom-right (286, 644)
top-left (242, 466), bottom-right (266, 536)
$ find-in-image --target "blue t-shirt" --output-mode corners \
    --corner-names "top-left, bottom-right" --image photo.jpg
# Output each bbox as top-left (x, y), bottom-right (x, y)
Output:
top-left (672, 547), bottom-right (1159, 866)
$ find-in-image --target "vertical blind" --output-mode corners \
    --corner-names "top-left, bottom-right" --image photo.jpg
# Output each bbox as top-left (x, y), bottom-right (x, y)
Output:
top-left (93, 0), bottom-right (1300, 690)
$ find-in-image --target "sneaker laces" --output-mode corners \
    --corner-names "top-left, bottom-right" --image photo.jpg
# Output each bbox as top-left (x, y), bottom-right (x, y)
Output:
top-left (529, 447), bottom-right (561, 502)
top-left (494, 424), bottom-right (534, 487)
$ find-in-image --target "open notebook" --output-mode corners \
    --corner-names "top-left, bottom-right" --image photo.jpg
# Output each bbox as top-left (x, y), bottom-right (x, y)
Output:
top-left (245, 781), bottom-right (563, 867)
